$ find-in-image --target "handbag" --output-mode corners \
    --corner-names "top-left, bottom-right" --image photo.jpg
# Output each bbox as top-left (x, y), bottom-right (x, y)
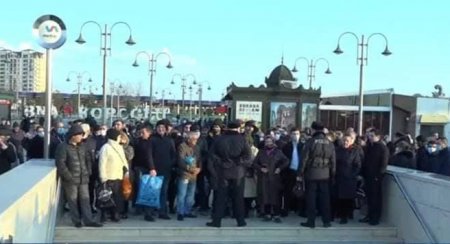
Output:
top-left (96, 183), bottom-right (116, 209)
top-left (122, 174), bottom-right (132, 200)
top-left (292, 180), bottom-right (305, 198)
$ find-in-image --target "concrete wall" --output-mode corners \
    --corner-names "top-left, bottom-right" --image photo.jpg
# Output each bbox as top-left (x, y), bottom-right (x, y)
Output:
top-left (0, 159), bottom-right (58, 243)
top-left (384, 166), bottom-right (450, 243)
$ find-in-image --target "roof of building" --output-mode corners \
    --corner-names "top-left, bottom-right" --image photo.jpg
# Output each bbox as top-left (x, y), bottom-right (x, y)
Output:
top-left (265, 64), bottom-right (295, 88)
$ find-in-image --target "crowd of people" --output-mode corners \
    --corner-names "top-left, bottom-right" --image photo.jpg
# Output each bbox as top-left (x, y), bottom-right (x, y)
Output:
top-left (0, 116), bottom-right (449, 229)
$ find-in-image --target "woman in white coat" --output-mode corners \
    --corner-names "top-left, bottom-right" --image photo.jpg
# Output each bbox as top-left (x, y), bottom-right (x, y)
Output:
top-left (99, 129), bottom-right (129, 222)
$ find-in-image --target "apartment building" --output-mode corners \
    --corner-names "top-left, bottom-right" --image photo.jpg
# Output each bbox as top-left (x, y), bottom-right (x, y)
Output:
top-left (0, 48), bottom-right (46, 93)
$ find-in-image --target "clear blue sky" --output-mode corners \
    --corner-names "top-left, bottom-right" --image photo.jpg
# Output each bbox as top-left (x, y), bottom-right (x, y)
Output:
top-left (1, 0), bottom-right (449, 101)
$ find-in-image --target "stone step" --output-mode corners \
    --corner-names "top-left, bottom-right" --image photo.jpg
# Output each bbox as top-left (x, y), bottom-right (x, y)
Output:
top-left (55, 226), bottom-right (400, 243)
top-left (54, 212), bottom-right (402, 243)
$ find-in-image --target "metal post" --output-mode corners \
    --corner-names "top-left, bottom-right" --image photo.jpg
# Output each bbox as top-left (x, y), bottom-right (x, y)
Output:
top-left (77, 81), bottom-right (81, 117)
top-left (198, 85), bottom-right (202, 118)
top-left (43, 49), bottom-right (52, 159)
top-left (357, 35), bottom-right (365, 136)
top-left (181, 83), bottom-right (185, 111)
top-left (149, 55), bottom-right (154, 122)
top-left (117, 90), bottom-right (120, 116)
top-left (110, 83), bottom-right (114, 125)
top-left (189, 88), bottom-right (193, 121)
top-left (308, 60), bottom-right (313, 89)
top-left (102, 24), bottom-right (108, 125)
top-left (162, 90), bottom-right (166, 118)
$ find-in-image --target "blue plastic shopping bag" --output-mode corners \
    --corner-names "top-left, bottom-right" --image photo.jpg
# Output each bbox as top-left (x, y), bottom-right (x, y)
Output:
top-left (136, 175), bottom-right (164, 208)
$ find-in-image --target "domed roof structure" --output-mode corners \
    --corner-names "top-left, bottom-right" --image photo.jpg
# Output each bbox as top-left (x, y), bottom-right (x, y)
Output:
top-left (265, 64), bottom-right (295, 88)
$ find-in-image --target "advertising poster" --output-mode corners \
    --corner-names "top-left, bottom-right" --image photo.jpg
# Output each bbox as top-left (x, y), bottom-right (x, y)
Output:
top-left (270, 102), bottom-right (297, 129)
top-left (235, 101), bottom-right (263, 127)
top-left (301, 103), bottom-right (317, 129)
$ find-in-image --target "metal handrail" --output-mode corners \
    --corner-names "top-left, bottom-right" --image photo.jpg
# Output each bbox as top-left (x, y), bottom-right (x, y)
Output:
top-left (389, 172), bottom-right (437, 243)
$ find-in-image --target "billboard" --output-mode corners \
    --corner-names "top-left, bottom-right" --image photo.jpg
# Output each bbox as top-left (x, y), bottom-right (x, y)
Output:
top-left (235, 101), bottom-right (263, 127)
top-left (301, 103), bottom-right (317, 129)
top-left (270, 102), bottom-right (297, 129)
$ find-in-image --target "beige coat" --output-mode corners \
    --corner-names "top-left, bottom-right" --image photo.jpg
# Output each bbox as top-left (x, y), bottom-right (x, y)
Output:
top-left (99, 139), bottom-right (128, 183)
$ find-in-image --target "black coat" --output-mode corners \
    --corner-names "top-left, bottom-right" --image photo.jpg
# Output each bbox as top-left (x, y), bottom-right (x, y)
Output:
top-left (208, 131), bottom-right (251, 181)
top-left (49, 130), bottom-right (65, 159)
top-left (389, 150), bottom-right (416, 169)
top-left (94, 135), bottom-right (107, 153)
top-left (55, 142), bottom-right (91, 185)
top-left (254, 147), bottom-right (289, 205)
top-left (439, 148), bottom-right (450, 176)
top-left (335, 146), bottom-right (361, 199)
top-left (83, 136), bottom-right (97, 176)
top-left (362, 141), bottom-right (389, 180)
top-left (0, 144), bottom-right (18, 175)
top-left (132, 138), bottom-right (154, 171)
top-left (416, 146), bottom-right (428, 171)
top-left (422, 151), bottom-right (440, 173)
top-left (27, 136), bottom-right (44, 159)
top-left (150, 134), bottom-right (177, 177)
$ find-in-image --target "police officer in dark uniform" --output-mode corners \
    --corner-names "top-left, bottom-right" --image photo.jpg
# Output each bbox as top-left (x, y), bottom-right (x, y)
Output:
top-left (206, 120), bottom-right (252, 228)
top-left (298, 121), bottom-right (336, 228)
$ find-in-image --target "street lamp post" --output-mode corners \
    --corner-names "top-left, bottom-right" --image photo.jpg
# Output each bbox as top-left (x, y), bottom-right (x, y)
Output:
top-left (75, 21), bottom-right (136, 125)
top-left (156, 88), bottom-right (172, 118)
top-left (188, 85), bottom-right (194, 121)
top-left (333, 32), bottom-right (392, 136)
top-left (196, 81), bottom-right (211, 118)
top-left (132, 51), bottom-right (172, 122)
top-left (291, 57), bottom-right (332, 88)
top-left (117, 84), bottom-right (123, 115)
top-left (170, 73), bottom-right (197, 114)
top-left (66, 71), bottom-right (92, 117)
top-left (108, 79), bottom-right (121, 125)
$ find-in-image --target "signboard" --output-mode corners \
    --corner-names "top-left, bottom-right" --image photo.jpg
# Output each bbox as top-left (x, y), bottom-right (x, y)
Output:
top-left (270, 102), bottom-right (297, 129)
top-left (301, 103), bottom-right (317, 129)
top-left (32, 15), bottom-right (66, 49)
top-left (24, 105), bottom-right (170, 121)
top-left (235, 101), bottom-right (262, 127)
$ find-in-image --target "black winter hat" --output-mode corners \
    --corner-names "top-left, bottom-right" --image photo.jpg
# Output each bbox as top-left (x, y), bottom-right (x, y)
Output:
top-left (311, 121), bottom-right (324, 131)
top-left (227, 120), bottom-right (241, 129)
top-left (67, 124), bottom-right (84, 138)
top-left (190, 124), bottom-right (200, 132)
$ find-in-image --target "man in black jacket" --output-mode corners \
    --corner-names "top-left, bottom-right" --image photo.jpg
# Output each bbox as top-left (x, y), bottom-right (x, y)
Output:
top-left (298, 122), bottom-right (336, 228)
top-left (55, 124), bottom-right (102, 228)
top-left (0, 127), bottom-right (17, 175)
top-left (360, 128), bottom-right (389, 226)
top-left (206, 120), bottom-right (251, 228)
top-left (81, 123), bottom-right (98, 212)
top-left (132, 124), bottom-right (156, 221)
top-left (195, 119), bottom-right (223, 212)
top-left (150, 120), bottom-right (177, 220)
top-left (281, 127), bottom-right (305, 217)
